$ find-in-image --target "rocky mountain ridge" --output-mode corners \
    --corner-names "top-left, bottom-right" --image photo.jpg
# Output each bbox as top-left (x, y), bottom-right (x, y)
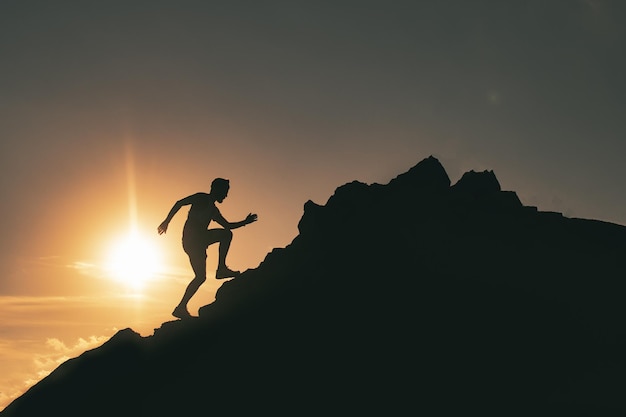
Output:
top-left (2, 156), bottom-right (625, 416)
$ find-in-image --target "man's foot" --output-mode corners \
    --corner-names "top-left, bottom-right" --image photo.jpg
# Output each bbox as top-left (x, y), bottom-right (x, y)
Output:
top-left (172, 305), bottom-right (194, 319)
top-left (215, 266), bottom-right (240, 279)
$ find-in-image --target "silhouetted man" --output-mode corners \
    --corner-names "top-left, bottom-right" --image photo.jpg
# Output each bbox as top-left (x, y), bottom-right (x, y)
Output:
top-left (158, 178), bottom-right (257, 319)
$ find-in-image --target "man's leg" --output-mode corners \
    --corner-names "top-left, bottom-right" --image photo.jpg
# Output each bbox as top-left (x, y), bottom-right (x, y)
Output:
top-left (205, 229), bottom-right (239, 278)
top-left (173, 248), bottom-right (207, 318)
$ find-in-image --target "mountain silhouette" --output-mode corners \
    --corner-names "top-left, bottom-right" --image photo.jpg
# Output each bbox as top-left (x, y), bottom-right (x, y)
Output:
top-left (3, 156), bottom-right (625, 416)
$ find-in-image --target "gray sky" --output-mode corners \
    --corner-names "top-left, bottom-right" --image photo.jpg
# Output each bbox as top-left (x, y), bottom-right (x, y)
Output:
top-left (2, 0), bottom-right (625, 286)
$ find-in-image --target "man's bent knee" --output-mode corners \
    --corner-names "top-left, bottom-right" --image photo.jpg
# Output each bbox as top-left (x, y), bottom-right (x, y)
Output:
top-left (205, 228), bottom-right (232, 246)
top-left (215, 228), bottom-right (232, 244)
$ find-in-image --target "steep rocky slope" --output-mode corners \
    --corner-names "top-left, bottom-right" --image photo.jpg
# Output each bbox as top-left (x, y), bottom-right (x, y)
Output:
top-left (3, 156), bottom-right (625, 416)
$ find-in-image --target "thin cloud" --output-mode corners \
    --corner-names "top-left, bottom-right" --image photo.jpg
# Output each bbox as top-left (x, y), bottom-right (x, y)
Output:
top-left (45, 335), bottom-right (108, 353)
top-left (0, 294), bottom-right (172, 411)
top-left (67, 261), bottom-right (98, 275)
top-left (0, 333), bottom-right (109, 411)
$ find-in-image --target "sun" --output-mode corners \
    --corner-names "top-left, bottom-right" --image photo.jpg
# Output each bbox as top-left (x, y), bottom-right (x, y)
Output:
top-left (105, 231), bottom-right (163, 290)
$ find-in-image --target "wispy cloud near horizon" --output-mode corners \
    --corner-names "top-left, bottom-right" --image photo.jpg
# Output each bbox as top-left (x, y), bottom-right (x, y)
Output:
top-left (0, 293), bottom-right (178, 411)
top-left (0, 328), bottom-right (111, 411)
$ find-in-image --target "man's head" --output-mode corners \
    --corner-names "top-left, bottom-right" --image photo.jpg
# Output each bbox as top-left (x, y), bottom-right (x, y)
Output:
top-left (210, 178), bottom-right (230, 203)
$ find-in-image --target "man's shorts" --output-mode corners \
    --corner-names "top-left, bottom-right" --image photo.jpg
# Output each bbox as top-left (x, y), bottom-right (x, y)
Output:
top-left (182, 236), bottom-right (208, 259)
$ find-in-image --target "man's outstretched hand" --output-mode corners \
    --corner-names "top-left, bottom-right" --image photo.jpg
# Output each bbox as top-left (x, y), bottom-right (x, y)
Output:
top-left (157, 221), bottom-right (169, 235)
top-left (246, 213), bottom-right (258, 225)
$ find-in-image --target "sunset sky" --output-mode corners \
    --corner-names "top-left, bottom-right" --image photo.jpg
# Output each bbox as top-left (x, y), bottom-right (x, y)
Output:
top-left (1, 0), bottom-right (625, 409)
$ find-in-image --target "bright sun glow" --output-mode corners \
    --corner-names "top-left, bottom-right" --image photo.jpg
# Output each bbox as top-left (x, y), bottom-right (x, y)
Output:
top-left (105, 231), bottom-right (163, 290)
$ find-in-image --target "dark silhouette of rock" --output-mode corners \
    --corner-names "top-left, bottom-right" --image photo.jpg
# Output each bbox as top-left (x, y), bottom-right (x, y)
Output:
top-left (453, 169), bottom-right (501, 194)
top-left (3, 156), bottom-right (626, 417)
top-left (388, 154), bottom-right (451, 191)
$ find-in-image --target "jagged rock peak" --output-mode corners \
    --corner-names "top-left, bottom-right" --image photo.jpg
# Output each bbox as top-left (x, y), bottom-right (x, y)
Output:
top-left (452, 170), bottom-right (501, 196)
top-left (297, 156), bottom-right (449, 236)
top-left (387, 155), bottom-right (451, 191)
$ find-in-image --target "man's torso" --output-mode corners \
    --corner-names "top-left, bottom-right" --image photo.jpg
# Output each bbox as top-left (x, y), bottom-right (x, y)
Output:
top-left (183, 193), bottom-right (219, 239)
